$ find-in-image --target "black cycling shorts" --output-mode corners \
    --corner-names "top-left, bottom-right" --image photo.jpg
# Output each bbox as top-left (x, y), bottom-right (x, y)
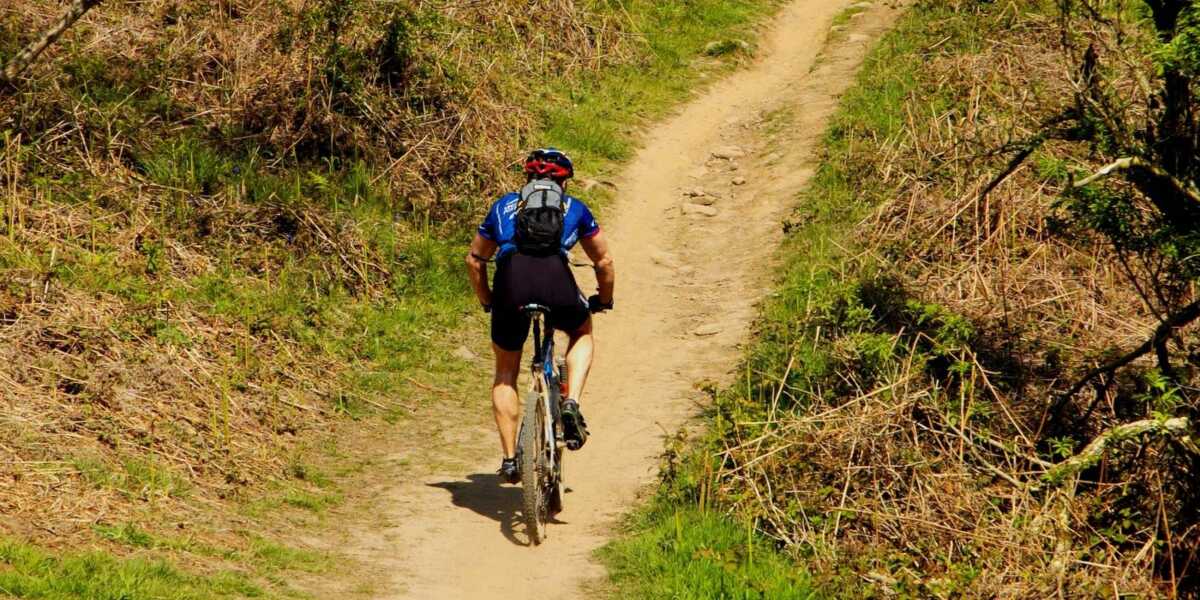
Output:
top-left (490, 253), bottom-right (590, 352)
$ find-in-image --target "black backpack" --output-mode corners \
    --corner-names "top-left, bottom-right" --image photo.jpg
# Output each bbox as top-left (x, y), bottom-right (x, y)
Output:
top-left (515, 179), bottom-right (565, 256)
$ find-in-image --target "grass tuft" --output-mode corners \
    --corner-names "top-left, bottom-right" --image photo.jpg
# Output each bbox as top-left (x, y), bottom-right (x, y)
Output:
top-left (600, 507), bottom-right (818, 599)
top-left (0, 539), bottom-right (264, 599)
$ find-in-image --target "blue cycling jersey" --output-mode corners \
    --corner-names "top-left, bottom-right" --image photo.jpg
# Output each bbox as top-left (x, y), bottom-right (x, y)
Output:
top-left (478, 192), bottom-right (600, 258)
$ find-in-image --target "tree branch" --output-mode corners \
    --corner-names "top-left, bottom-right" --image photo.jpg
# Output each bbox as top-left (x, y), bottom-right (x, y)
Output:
top-left (0, 0), bottom-right (103, 87)
top-left (1048, 296), bottom-right (1200, 421)
top-left (1044, 416), bottom-right (1199, 484)
top-left (1073, 156), bottom-right (1200, 207)
top-left (978, 111), bottom-right (1076, 205)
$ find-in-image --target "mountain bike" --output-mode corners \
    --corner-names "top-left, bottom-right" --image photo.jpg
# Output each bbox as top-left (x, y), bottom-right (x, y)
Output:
top-left (516, 303), bottom-right (565, 545)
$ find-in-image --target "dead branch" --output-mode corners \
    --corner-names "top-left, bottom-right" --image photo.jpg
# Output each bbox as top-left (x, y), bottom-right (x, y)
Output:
top-left (1051, 296), bottom-right (1200, 418)
top-left (977, 111), bottom-right (1075, 205)
top-left (0, 0), bottom-right (104, 87)
top-left (1073, 156), bottom-right (1200, 206)
top-left (1044, 416), bottom-right (1199, 483)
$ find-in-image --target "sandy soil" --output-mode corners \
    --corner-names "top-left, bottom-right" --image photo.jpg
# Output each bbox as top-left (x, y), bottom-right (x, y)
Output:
top-left (313, 1), bottom-right (903, 597)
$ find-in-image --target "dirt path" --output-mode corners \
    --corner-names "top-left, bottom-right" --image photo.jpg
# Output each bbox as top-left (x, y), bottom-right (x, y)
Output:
top-left (319, 2), bottom-right (902, 597)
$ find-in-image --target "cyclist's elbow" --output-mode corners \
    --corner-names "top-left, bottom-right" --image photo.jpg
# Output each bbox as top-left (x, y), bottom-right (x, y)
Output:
top-left (465, 253), bottom-right (484, 272)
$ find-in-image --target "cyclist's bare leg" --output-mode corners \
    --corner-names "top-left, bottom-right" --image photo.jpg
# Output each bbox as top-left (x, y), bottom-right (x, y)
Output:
top-left (564, 317), bottom-right (594, 402)
top-left (492, 344), bottom-right (522, 458)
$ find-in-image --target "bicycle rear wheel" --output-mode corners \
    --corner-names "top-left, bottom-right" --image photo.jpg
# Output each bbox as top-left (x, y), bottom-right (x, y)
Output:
top-left (519, 390), bottom-right (549, 544)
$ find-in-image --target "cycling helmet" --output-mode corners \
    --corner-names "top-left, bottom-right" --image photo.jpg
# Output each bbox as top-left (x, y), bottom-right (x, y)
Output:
top-left (523, 147), bottom-right (574, 181)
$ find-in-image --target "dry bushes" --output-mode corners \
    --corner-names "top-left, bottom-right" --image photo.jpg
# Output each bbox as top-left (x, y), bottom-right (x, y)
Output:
top-left (1, 0), bottom-right (638, 204)
top-left (0, 0), bottom-right (646, 544)
top-left (701, 3), bottom-right (1200, 597)
top-left (0, 193), bottom-right (343, 543)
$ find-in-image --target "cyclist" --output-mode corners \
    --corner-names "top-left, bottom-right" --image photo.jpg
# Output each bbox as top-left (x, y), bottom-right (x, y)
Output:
top-left (465, 148), bottom-right (616, 484)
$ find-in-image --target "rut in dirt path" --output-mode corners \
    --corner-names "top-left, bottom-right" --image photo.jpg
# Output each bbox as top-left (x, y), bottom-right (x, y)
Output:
top-left (322, 2), bottom-right (904, 597)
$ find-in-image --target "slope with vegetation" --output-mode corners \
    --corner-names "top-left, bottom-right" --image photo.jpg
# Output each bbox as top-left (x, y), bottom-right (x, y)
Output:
top-left (0, 0), bottom-right (781, 594)
top-left (607, 0), bottom-right (1200, 597)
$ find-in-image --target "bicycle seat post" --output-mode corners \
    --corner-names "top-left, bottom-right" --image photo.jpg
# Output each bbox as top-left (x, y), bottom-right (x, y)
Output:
top-left (531, 313), bottom-right (543, 365)
top-left (521, 304), bottom-right (552, 366)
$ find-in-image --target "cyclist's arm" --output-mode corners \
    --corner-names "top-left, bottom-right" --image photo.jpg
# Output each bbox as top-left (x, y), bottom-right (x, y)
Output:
top-left (580, 231), bottom-right (614, 304)
top-left (466, 234), bottom-right (498, 308)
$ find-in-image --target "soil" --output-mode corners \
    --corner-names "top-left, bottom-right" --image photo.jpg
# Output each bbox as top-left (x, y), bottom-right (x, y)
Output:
top-left (305, 1), bottom-right (903, 597)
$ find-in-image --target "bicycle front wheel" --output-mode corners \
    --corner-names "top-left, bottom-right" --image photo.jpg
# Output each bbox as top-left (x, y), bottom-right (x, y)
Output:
top-left (519, 390), bottom-right (549, 545)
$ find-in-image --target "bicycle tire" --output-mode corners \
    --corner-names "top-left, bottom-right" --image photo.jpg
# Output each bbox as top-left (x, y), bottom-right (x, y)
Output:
top-left (520, 390), bottom-right (548, 545)
top-left (547, 379), bottom-right (565, 515)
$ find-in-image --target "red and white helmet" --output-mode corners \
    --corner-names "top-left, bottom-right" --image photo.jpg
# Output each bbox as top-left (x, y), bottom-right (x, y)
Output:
top-left (523, 148), bottom-right (574, 181)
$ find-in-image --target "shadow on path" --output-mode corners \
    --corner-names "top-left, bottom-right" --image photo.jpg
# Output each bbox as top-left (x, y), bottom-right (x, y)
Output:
top-left (427, 473), bottom-right (530, 546)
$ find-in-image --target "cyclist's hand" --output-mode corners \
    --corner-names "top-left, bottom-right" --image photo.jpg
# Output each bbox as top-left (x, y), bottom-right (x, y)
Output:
top-left (588, 294), bottom-right (613, 314)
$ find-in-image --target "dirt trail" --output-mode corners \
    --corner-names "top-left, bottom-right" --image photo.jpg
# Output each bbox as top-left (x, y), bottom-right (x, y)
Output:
top-left (323, 2), bottom-right (901, 597)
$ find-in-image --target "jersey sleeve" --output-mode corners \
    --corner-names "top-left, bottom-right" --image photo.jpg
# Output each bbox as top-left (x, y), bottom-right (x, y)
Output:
top-left (577, 201), bottom-right (601, 239)
top-left (477, 201), bottom-right (500, 241)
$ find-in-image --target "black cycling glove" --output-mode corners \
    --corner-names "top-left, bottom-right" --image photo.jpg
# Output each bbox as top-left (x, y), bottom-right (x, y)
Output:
top-left (588, 295), bottom-right (614, 314)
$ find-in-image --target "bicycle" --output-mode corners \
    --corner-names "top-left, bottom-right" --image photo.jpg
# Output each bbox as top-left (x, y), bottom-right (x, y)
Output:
top-left (515, 303), bottom-right (566, 545)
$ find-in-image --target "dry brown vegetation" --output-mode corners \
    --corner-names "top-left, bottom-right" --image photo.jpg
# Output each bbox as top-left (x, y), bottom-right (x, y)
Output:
top-left (0, 0), bottom-right (646, 548)
top-left (690, 2), bottom-right (1200, 597)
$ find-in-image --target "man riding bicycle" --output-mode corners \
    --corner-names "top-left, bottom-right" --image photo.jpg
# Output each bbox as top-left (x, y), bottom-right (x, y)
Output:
top-left (465, 148), bottom-right (616, 484)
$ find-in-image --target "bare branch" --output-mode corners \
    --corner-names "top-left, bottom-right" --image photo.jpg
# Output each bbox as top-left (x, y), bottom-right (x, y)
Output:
top-left (1048, 297), bottom-right (1200, 423)
top-left (1073, 156), bottom-right (1200, 205)
top-left (0, 0), bottom-right (103, 87)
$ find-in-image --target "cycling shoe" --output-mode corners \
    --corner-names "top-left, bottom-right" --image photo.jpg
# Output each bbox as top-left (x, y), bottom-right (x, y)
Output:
top-left (560, 399), bottom-right (589, 451)
top-left (498, 457), bottom-right (520, 484)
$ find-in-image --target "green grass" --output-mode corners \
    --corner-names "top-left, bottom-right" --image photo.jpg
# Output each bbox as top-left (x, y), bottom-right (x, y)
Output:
top-left (600, 507), bottom-right (818, 599)
top-left (92, 522), bottom-right (327, 575)
top-left (0, 539), bottom-right (264, 599)
top-left (72, 457), bottom-right (191, 501)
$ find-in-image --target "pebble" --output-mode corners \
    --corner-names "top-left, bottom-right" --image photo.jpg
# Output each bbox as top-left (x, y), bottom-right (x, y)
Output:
top-left (732, 176), bottom-right (747, 186)
top-left (651, 251), bottom-right (681, 269)
top-left (578, 179), bottom-right (617, 192)
top-left (453, 346), bottom-right (477, 361)
top-left (693, 324), bottom-right (722, 337)
top-left (848, 34), bottom-right (870, 43)
top-left (711, 145), bottom-right (746, 160)
top-left (681, 203), bottom-right (719, 217)
top-left (684, 187), bottom-right (707, 198)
